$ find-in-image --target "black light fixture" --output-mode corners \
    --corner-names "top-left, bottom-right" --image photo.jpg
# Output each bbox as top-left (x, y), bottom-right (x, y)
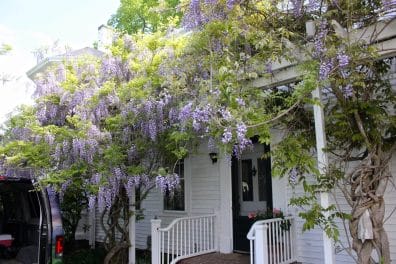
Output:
top-left (252, 166), bottom-right (257, 177)
top-left (209, 152), bottom-right (218, 164)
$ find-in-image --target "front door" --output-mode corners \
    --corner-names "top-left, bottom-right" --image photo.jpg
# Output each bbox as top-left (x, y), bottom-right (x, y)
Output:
top-left (232, 143), bottom-right (272, 252)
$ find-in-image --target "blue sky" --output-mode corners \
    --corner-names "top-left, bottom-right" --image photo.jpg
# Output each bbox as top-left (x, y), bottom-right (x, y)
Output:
top-left (0, 0), bottom-right (119, 124)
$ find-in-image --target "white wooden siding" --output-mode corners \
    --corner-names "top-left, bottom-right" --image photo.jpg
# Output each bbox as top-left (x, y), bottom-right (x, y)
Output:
top-left (134, 142), bottom-right (222, 249)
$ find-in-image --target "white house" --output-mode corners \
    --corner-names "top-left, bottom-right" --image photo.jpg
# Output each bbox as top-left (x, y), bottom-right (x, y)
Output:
top-left (27, 21), bottom-right (396, 264)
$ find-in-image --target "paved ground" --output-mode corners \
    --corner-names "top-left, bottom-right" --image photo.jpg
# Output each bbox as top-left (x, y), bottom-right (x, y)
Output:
top-left (178, 253), bottom-right (250, 264)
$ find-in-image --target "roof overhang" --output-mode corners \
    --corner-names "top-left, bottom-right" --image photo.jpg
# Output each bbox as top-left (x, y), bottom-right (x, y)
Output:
top-left (251, 19), bottom-right (396, 88)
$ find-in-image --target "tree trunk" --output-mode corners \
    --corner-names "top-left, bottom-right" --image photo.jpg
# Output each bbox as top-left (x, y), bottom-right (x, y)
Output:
top-left (348, 150), bottom-right (391, 264)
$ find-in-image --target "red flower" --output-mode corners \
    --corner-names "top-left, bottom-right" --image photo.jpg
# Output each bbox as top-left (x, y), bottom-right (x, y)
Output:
top-left (248, 212), bottom-right (257, 219)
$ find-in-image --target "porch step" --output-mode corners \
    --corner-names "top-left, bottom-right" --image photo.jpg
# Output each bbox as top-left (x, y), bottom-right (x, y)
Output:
top-left (178, 253), bottom-right (249, 264)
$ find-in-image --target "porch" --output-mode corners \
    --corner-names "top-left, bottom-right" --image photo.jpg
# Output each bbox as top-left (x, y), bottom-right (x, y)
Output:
top-left (151, 215), bottom-right (297, 264)
top-left (178, 253), bottom-right (249, 264)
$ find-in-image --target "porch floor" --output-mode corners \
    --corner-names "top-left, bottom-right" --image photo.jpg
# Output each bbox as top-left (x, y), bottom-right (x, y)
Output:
top-left (178, 253), bottom-right (250, 264)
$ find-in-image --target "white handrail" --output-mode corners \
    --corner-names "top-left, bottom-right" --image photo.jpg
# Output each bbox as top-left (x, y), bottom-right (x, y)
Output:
top-left (152, 214), bottom-right (217, 264)
top-left (158, 214), bottom-right (215, 232)
top-left (247, 216), bottom-right (296, 264)
top-left (247, 216), bottom-right (294, 240)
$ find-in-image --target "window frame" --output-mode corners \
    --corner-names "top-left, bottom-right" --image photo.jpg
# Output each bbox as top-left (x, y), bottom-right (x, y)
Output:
top-left (163, 159), bottom-right (186, 213)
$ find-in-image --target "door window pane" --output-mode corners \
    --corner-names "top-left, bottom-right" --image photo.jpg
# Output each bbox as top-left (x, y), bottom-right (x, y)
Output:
top-left (258, 158), bottom-right (267, 201)
top-left (241, 159), bottom-right (253, 201)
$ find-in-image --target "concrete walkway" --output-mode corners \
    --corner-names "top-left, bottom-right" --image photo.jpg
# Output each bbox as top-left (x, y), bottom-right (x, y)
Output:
top-left (178, 253), bottom-right (250, 264)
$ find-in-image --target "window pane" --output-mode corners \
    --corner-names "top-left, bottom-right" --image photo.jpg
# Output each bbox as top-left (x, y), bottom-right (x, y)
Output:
top-left (258, 158), bottom-right (267, 201)
top-left (164, 160), bottom-right (185, 211)
top-left (241, 159), bottom-right (253, 201)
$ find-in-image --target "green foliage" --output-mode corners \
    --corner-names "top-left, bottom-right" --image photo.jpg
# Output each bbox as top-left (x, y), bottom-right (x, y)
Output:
top-left (0, 43), bottom-right (12, 55)
top-left (108, 0), bottom-right (181, 34)
top-left (61, 184), bottom-right (88, 242)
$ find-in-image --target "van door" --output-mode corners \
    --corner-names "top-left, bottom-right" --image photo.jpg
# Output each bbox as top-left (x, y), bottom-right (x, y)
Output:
top-left (35, 190), bottom-right (48, 264)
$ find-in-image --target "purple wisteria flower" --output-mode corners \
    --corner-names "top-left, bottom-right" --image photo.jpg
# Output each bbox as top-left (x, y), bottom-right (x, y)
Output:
top-left (220, 108), bottom-right (232, 121)
top-left (208, 137), bottom-right (216, 152)
top-left (59, 179), bottom-right (72, 202)
top-left (192, 105), bottom-right (212, 131)
top-left (319, 59), bottom-right (334, 80)
top-left (221, 127), bottom-right (233, 144)
top-left (337, 52), bottom-right (349, 68)
top-left (183, 0), bottom-right (203, 29)
top-left (381, 0), bottom-right (396, 20)
top-left (236, 122), bottom-right (252, 151)
top-left (88, 195), bottom-right (96, 211)
top-left (179, 102), bottom-right (193, 124)
top-left (97, 187), bottom-right (105, 211)
top-left (104, 187), bottom-right (114, 209)
top-left (289, 168), bottom-right (298, 185)
top-left (306, 0), bottom-right (321, 12)
top-left (236, 98), bottom-right (245, 106)
top-left (226, 0), bottom-right (241, 9)
top-left (101, 57), bottom-right (123, 79)
top-left (205, 0), bottom-right (217, 4)
top-left (313, 20), bottom-right (328, 58)
top-left (53, 144), bottom-right (62, 162)
top-left (91, 173), bottom-right (101, 185)
top-left (155, 174), bottom-right (180, 193)
top-left (343, 84), bottom-right (353, 98)
top-left (291, 0), bottom-right (303, 16)
top-left (11, 127), bottom-right (32, 141)
top-left (127, 145), bottom-right (138, 162)
top-left (44, 133), bottom-right (55, 146)
top-left (147, 119), bottom-right (157, 140)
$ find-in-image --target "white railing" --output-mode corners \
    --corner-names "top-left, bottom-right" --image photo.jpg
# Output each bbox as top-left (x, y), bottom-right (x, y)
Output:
top-left (247, 217), bottom-right (296, 264)
top-left (151, 214), bottom-right (217, 264)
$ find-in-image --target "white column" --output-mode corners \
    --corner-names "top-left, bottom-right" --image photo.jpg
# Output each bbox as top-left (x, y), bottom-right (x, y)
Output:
top-left (312, 87), bottom-right (335, 264)
top-left (218, 156), bottom-right (233, 253)
top-left (254, 224), bottom-right (268, 264)
top-left (128, 189), bottom-right (136, 264)
top-left (151, 219), bottom-right (162, 264)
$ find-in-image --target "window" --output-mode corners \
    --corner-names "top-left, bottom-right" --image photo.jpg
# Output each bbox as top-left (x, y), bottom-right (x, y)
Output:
top-left (164, 160), bottom-right (185, 211)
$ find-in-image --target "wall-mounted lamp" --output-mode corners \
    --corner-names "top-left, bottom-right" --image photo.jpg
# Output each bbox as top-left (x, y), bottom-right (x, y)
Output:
top-left (252, 166), bottom-right (257, 177)
top-left (209, 152), bottom-right (218, 164)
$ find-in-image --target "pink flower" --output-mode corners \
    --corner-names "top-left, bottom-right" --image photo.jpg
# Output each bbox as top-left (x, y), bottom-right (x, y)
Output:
top-left (273, 208), bottom-right (281, 216)
top-left (248, 212), bottom-right (256, 219)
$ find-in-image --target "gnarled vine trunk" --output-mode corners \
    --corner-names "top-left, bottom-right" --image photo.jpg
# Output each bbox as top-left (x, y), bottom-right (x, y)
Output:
top-left (348, 147), bottom-right (392, 264)
top-left (101, 188), bottom-right (130, 264)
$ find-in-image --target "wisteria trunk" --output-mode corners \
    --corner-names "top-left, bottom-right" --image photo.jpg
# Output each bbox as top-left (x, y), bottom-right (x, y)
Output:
top-left (348, 148), bottom-right (391, 264)
top-left (102, 188), bottom-right (130, 264)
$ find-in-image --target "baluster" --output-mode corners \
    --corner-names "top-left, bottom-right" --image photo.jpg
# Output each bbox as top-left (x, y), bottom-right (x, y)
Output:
top-left (282, 220), bottom-right (285, 262)
top-left (212, 216), bottom-right (215, 250)
top-left (269, 222), bottom-right (273, 264)
top-left (184, 219), bottom-right (187, 256)
top-left (200, 217), bottom-right (202, 252)
top-left (284, 220), bottom-right (288, 261)
top-left (210, 216), bottom-right (213, 250)
top-left (204, 217), bottom-right (207, 251)
top-left (172, 225), bottom-right (174, 262)
top-left (250, 240), bottom-right (254, 264)
top-left (286, 219), bottom-right (290, 261)
top-left (276, 221), bottom-right (280, 264)
top-left (193, 218), bottom-right (195, 253)
top-left (188, 219), bottom-right (191, 255)
top-left (167, 231), bottom-right (170, 264)
top-left (161, 232), bottom-right (164, 264)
